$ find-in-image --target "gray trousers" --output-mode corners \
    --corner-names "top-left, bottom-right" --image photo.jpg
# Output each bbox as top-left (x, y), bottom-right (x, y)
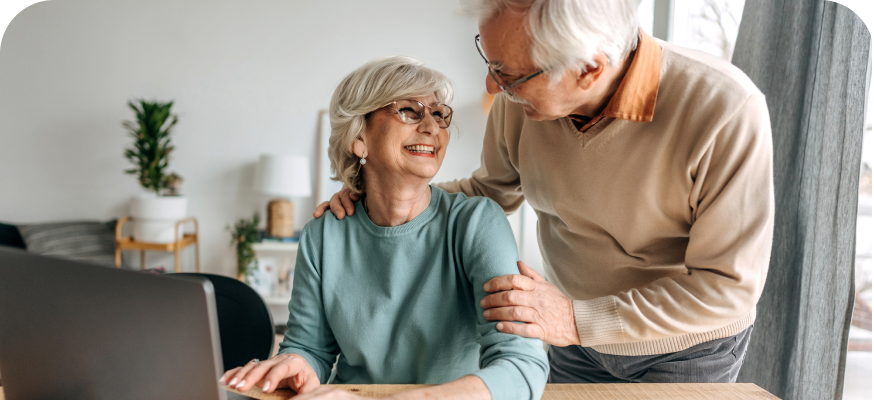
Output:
top-left (548, 325), bottom-right (753, 383)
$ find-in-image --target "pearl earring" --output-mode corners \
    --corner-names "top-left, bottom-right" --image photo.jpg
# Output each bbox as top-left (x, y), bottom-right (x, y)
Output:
top-left (360, 158), bottom-right (366, 165)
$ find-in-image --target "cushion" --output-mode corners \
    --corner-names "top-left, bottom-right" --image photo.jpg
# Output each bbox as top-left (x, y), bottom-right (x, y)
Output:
top-left (0, 222), bottom-right (26, 249)
top-left (17, 220), bottom-right (118, 266)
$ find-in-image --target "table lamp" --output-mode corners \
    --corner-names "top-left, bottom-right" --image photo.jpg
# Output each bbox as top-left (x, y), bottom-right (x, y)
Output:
top-left (253, 154), bottom-right (312, 238)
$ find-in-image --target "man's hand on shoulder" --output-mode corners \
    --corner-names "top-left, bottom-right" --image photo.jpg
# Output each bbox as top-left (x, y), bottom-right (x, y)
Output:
top-left (313, 187), bottom-right (359, 219)
top-left (481, 261), bottom-right (581, 347)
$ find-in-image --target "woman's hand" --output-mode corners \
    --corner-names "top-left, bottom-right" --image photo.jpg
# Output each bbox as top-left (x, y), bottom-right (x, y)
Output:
top-left (313, 187), bottom-right (359, 219)
top-left (221, 354), bottom-right (320, 394)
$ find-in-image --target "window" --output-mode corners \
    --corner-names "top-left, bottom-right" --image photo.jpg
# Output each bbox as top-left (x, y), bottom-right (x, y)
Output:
top-left (671, 0), bottom-right (745, 60)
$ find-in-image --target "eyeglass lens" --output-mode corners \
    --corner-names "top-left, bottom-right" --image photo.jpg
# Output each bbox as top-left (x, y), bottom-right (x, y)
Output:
top-left (394, 100), bottom-right (452, 128)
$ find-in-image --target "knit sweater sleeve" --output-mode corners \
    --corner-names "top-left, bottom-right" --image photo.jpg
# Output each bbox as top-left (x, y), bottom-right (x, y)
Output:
top-left (277, 221), bottom-right (341, 382)
top-left (574, 94), bottom-right (774, 350)
top-left (437, 94), bottom-right (526, 214)
top-left (457, 198), bottom-right (549, 400)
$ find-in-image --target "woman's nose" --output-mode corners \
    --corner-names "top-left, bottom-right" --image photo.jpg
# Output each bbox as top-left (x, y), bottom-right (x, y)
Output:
top-left (418, 112), bottom-right (440, 134)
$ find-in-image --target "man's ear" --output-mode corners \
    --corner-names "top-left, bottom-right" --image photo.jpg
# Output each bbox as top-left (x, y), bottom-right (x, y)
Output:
top-left (577, 53), bottom-right (608, 90)
top-left (352, 136), bottom-right (368, 159)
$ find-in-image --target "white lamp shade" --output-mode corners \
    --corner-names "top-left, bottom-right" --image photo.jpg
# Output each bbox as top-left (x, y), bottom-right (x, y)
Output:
top-left (253, 154), bottom-right (312, 197)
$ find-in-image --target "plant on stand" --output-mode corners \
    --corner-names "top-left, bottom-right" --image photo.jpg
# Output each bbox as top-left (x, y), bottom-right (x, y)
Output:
top-left (228, 213), bottom-right (260, 282)
top-left (124, 99), bottom-right (188, 244)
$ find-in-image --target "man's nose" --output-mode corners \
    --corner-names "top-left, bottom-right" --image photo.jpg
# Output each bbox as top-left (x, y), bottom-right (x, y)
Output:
top-left (485, 75), bottom-right (503, 95)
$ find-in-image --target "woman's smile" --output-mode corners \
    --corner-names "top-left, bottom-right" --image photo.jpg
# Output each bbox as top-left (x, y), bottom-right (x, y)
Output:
top-left (403, 144), bottom-right (436, 158)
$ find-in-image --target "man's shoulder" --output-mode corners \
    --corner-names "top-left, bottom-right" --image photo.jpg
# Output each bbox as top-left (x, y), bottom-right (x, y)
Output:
top-left (659, 40), bottom-right (763, 105)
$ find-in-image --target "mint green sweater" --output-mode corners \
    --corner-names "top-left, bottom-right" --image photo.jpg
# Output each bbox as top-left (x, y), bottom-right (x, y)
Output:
top-left (278, 186), bottom-right (548, 400)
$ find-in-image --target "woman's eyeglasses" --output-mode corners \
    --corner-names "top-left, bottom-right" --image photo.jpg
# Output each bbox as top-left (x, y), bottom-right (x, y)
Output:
top-left (380, 99), bottom-right (453, 129)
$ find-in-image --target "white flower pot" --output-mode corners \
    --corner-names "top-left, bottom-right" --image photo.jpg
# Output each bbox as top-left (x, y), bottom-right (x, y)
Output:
top-left (130, 194), bottom-right (188, 243)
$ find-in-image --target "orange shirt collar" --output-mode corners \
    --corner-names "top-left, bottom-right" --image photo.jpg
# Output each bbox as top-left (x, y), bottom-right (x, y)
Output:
top-left (569, 32), bottom-right (662, 132)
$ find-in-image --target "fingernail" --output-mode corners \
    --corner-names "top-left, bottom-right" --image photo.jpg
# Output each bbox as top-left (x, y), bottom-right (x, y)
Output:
top-left (497, 323), bottom-right (504, 330)
top-left (219, 376), bottom-right (225, 384)
top-left (228, 378), bottom-right (238, 386)
top-left (235, 380), bottom-right (246, 389)
top-left (483, 310), bottom-right (490, 318)
top-left (262, 381), bottom-right (271, 392)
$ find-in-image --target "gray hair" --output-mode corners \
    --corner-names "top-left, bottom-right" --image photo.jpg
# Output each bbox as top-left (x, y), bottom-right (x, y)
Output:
top-left (466, 0), bottom-right (639, 83)
top-left (328, 56), bottom-right (454, 194)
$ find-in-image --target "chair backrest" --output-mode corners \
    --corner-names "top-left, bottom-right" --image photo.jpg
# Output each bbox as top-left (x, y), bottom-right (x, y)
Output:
top-left (175, 273), bottom-right (274, 372)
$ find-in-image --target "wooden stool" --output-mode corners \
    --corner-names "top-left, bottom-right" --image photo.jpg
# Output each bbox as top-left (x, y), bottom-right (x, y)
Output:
top-left (114, 217), bottom-right (200, 272)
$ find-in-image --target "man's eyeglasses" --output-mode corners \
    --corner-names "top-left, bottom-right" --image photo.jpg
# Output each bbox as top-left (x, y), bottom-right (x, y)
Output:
top-left (475, 34), bottom-right (545, 91)
top-left (379, 99), bottom-right (453, 129)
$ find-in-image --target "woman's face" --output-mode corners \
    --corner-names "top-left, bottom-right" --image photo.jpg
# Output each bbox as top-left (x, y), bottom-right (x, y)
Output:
top-left (358, 94), bottom-right (450, 185)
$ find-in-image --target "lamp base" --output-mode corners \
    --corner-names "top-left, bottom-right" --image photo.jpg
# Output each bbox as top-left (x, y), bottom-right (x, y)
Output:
top-left (266, 199), bottom-right (295, 238)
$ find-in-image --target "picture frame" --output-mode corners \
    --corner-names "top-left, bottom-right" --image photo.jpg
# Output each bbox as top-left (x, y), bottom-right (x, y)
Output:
top-left (317, 110), bottom-right (344, 204)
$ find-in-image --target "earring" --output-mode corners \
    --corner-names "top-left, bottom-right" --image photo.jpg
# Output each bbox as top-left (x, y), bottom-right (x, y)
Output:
top-left (360, 158), bottom-right (366, 165)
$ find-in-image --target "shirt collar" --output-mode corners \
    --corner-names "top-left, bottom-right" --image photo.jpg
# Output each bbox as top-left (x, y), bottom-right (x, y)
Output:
top-left (568, 31), bottom-right (662, 132)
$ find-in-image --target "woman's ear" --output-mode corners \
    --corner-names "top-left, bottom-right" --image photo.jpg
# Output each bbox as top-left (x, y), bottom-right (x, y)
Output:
top-left (351, 136), bottom-right (368, 159)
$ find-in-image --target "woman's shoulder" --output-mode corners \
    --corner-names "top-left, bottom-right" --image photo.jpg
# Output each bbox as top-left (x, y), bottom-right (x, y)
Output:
top-left (432, 186), bottom-right (507, 226)
top-left (298, 208), bottom-right (353, 248)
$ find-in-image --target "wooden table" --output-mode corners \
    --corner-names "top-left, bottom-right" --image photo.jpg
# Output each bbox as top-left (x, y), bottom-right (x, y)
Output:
top-left (114, 216), bottom-right (201, 272)
top-left (0, 383), bottom-right (781, 399)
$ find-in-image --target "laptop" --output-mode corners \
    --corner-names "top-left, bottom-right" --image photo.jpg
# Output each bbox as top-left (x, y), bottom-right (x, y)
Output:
top-left (0, 247), bottom-right (256, 400)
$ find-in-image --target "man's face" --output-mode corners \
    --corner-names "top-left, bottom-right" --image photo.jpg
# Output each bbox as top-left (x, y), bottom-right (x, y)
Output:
top-left (478, 10), bottom-right (584, 121)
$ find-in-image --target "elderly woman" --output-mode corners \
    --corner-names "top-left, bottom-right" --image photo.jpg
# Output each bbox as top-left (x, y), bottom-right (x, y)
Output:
top-left (222, 56), bottom-right (548, 400)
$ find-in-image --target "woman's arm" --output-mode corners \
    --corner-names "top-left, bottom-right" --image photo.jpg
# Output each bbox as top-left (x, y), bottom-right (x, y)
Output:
top-left (225, 224), bottom-right (341, 394)
top-left (459, 198), bottom-right (550, 400)
top-left (370, 199), bottom-right (548, 400)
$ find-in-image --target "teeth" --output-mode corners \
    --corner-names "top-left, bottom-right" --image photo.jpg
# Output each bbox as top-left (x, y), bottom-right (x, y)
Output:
top-left (405, 145), bottom-right (434, 154)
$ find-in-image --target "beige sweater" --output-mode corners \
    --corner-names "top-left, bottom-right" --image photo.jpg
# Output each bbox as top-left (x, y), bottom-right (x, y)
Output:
top-left (438, 36), bottom-right (774, 356)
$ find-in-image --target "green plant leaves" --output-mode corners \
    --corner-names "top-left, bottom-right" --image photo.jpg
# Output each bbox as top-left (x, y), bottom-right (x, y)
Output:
top-left (123, 99), bottom-right (180, 195)
top-left (227, 213), bottom-right (261, 280)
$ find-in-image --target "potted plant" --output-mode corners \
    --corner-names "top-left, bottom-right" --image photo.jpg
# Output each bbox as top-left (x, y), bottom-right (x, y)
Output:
top-left (124, 99), bottom-right (187, 243)
top-left (228, 213), bottom-right (260, 282)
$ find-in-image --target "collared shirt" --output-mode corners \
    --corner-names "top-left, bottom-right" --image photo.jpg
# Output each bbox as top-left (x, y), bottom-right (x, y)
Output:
top-left (567, 33), bottom-right (662, 132)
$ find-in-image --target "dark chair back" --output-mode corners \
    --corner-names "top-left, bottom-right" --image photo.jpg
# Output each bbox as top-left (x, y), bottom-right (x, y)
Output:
top-left (176, 273), bottom-right (274, 372)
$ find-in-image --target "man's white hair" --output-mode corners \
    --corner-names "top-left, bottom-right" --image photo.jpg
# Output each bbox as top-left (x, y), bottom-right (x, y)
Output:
top-left (328, 55), bottom-right (453, 194)
top-left (467, 0), bottom-right (639, 83)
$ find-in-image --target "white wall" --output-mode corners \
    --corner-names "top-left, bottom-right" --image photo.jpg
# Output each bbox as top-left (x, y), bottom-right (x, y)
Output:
top-left (0, 0), bottom-right (491, 276)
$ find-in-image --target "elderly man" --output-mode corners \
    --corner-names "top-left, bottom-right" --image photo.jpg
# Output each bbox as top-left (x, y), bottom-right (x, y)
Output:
top-left (317, 0), bottom-right (774, 384)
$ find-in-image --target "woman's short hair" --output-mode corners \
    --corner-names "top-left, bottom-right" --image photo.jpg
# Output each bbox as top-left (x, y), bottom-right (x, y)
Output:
top-left (465, 0), bottom-right (639, 84)
top-left (328, 55), bottom-right (453, 194)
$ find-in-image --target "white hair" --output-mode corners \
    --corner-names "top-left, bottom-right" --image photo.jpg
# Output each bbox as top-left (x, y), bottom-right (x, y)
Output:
top-left (328, 55), bottom-right (454, 194)
top-left (466, 0), bottom-right (639, 83)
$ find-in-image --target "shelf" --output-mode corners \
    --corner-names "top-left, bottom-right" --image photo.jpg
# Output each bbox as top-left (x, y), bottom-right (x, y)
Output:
top-left (263, 294), bottom-right (292, 306)
top-left (117, 234), bottom-right (198, 251)
top-left (252, 242), bottom-right (299, 252)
